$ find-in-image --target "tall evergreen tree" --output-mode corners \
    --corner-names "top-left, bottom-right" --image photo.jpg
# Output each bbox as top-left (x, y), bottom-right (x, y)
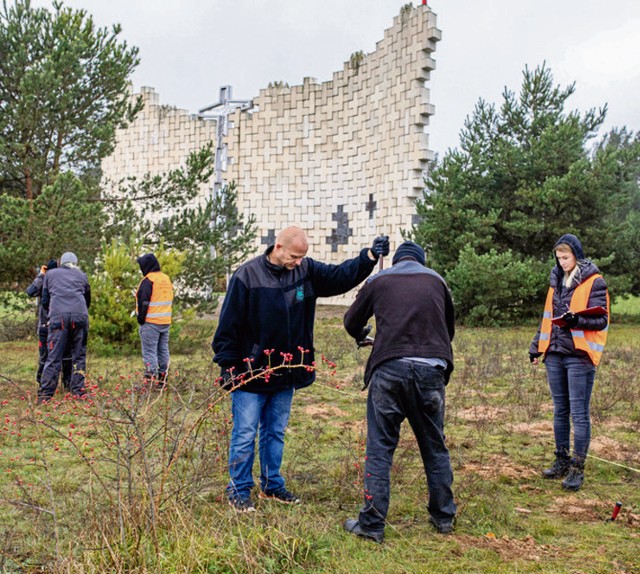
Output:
top-left (0, 0), bottom-right (141, 201)
top-left (413, 64), bottom-right (638, 324)
top-left (591, 128), bottom-right (640, 295)
top-left (0, 172), bottom-right (104, 289)
top-left (103, 144), bottom-right (257, 313)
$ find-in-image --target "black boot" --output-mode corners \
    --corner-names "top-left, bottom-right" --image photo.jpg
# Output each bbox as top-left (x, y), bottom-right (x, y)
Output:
top-left (542, 453), bottom-right (571, 479)
top-left (562, 459), bottom-right (585, 491)
top-left (155, 371), bottom-right (167, 390)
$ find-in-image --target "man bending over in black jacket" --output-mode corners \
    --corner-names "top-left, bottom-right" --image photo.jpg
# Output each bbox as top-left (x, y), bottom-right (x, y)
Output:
top-left (342, 241), bottom-right (457, 543)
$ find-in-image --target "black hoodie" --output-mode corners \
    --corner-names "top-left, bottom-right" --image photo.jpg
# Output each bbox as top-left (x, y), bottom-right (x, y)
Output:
top-left (136, 254), bottom-right (161, 325)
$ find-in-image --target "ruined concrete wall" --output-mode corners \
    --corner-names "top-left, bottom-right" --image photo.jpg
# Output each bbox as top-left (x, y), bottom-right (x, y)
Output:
top-left (224, 4), bottom-right (440, 301)
top-left (101, 86), bottom-right (217, 205)
top-left (101, 5), bottom-right (440, 302)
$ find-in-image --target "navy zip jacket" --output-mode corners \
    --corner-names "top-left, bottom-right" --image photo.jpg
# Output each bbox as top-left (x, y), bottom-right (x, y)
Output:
top-left (213, 246), bottom-right (377, 393)
top-left (344, 259), bottom-right (455, 386)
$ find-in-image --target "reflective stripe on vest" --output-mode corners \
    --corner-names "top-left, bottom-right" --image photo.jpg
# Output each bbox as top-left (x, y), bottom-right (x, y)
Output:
top-left (136, 271), bottom-right (174, 325)
top-left (537, 274), bottom-right (609, 366)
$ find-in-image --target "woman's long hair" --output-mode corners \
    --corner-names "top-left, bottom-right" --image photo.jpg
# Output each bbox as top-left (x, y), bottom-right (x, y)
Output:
top-left (555, 243), bottom-right (582, 288)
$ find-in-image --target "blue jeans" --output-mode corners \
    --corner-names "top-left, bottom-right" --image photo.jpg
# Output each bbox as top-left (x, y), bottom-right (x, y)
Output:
top-left (544, 353), bottom-right (596, 461)
top-left (139, 322), bottom-right (170, 378)
top-left (227, 387), bottom-right (295, 499)
top-left (359, 359), bottom-right (456, 533)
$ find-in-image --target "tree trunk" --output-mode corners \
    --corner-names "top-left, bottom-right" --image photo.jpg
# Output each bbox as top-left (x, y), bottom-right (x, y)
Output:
top-left (25, 167), bottom-right (33, 204)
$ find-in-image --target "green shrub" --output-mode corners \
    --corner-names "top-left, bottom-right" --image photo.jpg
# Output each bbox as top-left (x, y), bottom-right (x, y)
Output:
top-left (89, 239), bottom-right (190, 354)
top-left (447, 246), bottom-right (548, 326)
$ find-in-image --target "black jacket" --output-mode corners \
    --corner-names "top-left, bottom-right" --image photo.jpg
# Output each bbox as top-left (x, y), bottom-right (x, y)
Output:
top-left (26, 273), bottom-right (48, 328)
top-left (213, 246), bottom-right (377, 393)
top-left (344, 259), bottom-right (455, 386)
top-left (136, 254), bottom-right (161, 325)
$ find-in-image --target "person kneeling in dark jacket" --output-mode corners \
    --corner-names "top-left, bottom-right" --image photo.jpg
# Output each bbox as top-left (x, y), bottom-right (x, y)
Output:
top-left (342, 241), bottom-right (457, 543)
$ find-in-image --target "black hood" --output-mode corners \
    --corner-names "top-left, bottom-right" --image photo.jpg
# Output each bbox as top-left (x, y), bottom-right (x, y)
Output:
top-left (553, 234), bottom-right (585, 261)
top-left (137, 253), bottom-right (161, 275)
top-left (552, 234), bottom-right (588, 286)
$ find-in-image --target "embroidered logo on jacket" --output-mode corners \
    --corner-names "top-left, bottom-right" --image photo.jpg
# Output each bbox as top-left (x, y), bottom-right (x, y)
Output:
top-left (295, 285), bottom-right (304, 302)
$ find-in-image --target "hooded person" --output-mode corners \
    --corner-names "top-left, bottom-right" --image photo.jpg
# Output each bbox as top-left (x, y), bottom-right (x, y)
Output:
top-left (38, 252), bottom-right (91, 402)
top-left (529, 233), bottom-right (610, 491)
top-left (136, 253), bottom-right (174, 388)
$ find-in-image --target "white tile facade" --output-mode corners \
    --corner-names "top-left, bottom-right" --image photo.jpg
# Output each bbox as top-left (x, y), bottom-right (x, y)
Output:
top-left (101, 6), bottom-right (440, 303)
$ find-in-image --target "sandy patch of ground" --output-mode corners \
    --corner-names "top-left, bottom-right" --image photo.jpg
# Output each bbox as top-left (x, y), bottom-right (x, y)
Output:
top-left (454, 405), bottom-right (511, 422)
top-left (454, 533), bottom-right (565, 562)
top-left (507, 420), bottom-right (553, 437)
top-left (545, 495), bottom-right (604, 521)
top-left (301, 403), bottom-right (349, 419)
top-left (599, 416), bottom-right (637, 432)
top-left (546, 495), bottom-right (640, 528)
top-left (459, 454), bottom-right (538, 480)
top-left (589, 435), bottom-right (640, 464)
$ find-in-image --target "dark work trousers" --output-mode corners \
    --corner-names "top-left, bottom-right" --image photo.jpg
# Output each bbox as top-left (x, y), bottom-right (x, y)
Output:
top-left (36, 326), bottom-right (72, 389)
top-left (38, 314), bottom-right (89, 401)
top-left (359, 358), bottom-right (457, 534)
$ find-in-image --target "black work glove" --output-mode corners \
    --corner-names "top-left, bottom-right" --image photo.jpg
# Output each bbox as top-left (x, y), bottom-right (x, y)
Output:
top-left (529, 352), bottom-right (542, 363)
top-left (356, 325), bottom-right (374, 347)
top-left (370, 235), bottom-right (390, 260)
top-left (219, 368), bottom-right (235, 390)
top-left (561, 311), bottom-right (579, 328)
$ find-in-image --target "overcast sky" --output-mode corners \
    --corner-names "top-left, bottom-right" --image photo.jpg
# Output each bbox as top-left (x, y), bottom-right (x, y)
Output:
top-left (30, 0), bottom-right (640, 155)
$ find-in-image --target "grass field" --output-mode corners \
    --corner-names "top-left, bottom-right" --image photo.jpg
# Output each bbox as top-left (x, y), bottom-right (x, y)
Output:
top-left (0, 311), bottom-right (639, 573)
top-left (611, 295), bottom-right (640, 320)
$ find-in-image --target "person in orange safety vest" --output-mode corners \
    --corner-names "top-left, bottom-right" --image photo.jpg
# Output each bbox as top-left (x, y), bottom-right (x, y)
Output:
top-left (529, 234), bottom-right (609, 492)
top-left (136, 253), bottom-right (174, 388)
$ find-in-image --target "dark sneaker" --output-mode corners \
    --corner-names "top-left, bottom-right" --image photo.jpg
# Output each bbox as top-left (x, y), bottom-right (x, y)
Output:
top-left (228, 496), bottom-right (256, 513)
top-left (429, 516), bottom-right (454, 534)
top-left (542, 456), bottom-right (571, 479)
top-left (259, 488), bottom-right (301, 504)
top-left (343, 518), bottom-right (384, 543)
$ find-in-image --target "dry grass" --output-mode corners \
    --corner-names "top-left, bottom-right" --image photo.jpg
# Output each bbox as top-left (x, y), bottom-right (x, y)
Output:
top-left (0, 314), bottom-right (639, 573)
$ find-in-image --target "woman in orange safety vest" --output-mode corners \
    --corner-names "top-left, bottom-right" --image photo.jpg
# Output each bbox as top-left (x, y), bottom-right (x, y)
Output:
top-left (529, 234), bottom-right (609, 492)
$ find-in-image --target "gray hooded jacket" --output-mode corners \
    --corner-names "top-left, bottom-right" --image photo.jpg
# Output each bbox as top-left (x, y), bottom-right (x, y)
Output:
top-left (42, 266), bottom-right (91, 318)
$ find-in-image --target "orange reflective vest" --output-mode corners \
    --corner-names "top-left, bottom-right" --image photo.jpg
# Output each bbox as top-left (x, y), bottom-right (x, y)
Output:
top-left (136, 271), bottom-right (173, 325)
top-left (538, 274), bottom-right (609, 366)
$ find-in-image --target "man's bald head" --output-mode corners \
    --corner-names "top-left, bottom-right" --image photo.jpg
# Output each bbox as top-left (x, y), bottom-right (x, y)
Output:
top-left (270, 226), bottom-right (309, 269)
top-left (277, 226), bottom-right (308, 249)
